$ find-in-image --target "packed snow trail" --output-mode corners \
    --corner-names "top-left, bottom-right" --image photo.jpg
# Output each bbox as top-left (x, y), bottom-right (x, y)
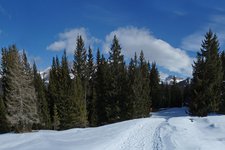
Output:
top-left (1, 107), bottom-right (225, 150)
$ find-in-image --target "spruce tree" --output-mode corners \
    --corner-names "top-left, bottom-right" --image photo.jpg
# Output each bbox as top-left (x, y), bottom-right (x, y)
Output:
top-left (33, 63), bottom-right (51, 129)
top-left (52, 104), bottom-right (60, 130)
top-left (48, 51), bottom-right (75, 130)
top-left (95, 53), bottom-right (110, 125)
top-left (70, 76), bottom-right (88, 127)
top-left (132, 64), bottom-right (144, 118)
top-left (58, 50), bottom-right (73, 129)
top-left (48, 57), bottom-right (60, 125)
top-left (0, 96), bottom-right (9, 132)
top-left (139, 51), bottom-right (151, 116)
top-left (127, 52), bottom-right (151, 118)
top-left (189, 30), bottom-right (223, 116)
top-left (73, 35), bottom-right (87, 80)
top-left (220, 51), bottom-right (225, 113)
top-left (127, 58), bottom-right (136, 119)
top-left (87, 47), bottom-right (97, 126)
top-left (2, 45), bottom-right (39, 132)
top-left (72, 36), bottom-right (88, 127)
top-left (0, 48), bottom-right (10, 132)
top-left (149, 62), bottom-right (160, 109)
top-left (170, 76), bottom-right (182, 107)
top-left (108, 35), bottom-right (125, 122)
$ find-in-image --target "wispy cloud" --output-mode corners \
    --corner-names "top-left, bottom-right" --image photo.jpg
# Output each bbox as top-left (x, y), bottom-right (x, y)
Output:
top-left (103, 27), bottom-right (193, 76)
top-left (47, 28), bottom-right (101, 53)
top-left (181, 33), bottom-right (204, 52)
top-left (181, 15), bottom-right (225, 51)
top-left (30, 56), bottom-right (42, 64)
top-left (173, 10), bottom-right (187, 16)
top-left (0, 4), bottom-right (11, 19)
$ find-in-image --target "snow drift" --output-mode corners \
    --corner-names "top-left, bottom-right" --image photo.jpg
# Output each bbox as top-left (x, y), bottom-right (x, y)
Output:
top-left (1, 107), bottom-right (225, 150)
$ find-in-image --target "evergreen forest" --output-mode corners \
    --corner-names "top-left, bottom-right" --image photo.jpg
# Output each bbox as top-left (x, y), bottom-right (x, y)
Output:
top-left (0, 30), bottom-right (225, 133)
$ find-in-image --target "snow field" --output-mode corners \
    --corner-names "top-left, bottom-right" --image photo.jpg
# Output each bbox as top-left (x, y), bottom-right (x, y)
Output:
top-left (1, 107), bottom-right (225, 150)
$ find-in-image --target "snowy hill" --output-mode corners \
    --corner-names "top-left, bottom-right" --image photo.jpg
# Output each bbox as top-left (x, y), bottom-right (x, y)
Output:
top-left (40, 62), bottom-right (74, 82)
top-left (1, 107), bottom-right (225, 150)
top-left (164, 75), bottom-right (184, 84)
top-left (40, 67), bottom-right (51, 82)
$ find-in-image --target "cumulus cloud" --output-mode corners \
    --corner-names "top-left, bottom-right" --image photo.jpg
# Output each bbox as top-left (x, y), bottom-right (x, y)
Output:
top-left (47, 27), bottom-right (100, 53)
top-left (181, 15), bottom-right (225, 51)
top-left (103, 27), bottom-right (193, 76)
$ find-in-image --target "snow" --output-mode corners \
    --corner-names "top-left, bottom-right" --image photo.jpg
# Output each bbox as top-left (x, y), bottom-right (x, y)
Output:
top-left (1, 107), bottom-right (225, 150)
top-left (164, 75), bottom-right (184, 84)
top-left (40, 67), bottom-right (51, 81)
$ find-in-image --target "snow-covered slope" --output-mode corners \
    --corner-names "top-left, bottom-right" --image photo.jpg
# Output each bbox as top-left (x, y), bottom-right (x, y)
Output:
top-left (40, 67), bottom-right (51, 82)
top-left (1, 108), bottom-right (225, 150)
top-left (164, 75), bottom-right (184, 84)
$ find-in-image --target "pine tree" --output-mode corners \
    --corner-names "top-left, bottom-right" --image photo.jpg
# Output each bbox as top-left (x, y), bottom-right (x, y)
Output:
top-left (139, 51), bottom-right (151, 116)
top-left (131, 64), bottom-right (144, 118)
top-left (170, 76), bottom-right (182, 107)
top-left (48, 51), bottom-right (76, 130)
top-left (127, 58), bottom-right (136, 118)
top-left (87, 47), bottom-right (97, 126)
top-left (127, 52), bottom-right (151, 118)
top-left (2, 45), bottom-right (39, 132)
top-left (220, 51), bottom-right (225, 113)
top-left (73, 35), bottom-right (87, 80)
top-left (58, 50), bottom-right (73, 129)
top-left (70, 76), bottom-right (88, 127)
top-left (108, 35), bottom-right (125, 122)
top-left (118, 58), bottom-right (129, 120)
top-left (189, 54), bottom-right (207, 116)
top-left (149, 62), bottom-right (160, 109)
top-left (183, 79), bottom-right (191, 107)
top-left (48, 57), bottom-right (60, 125)
top-left (163, 83), bottom-right (171, 108)
top-left (33, 63), bottom-right (51, 129)
top-left (52, 104), bottom-right (60, 130)
top-left (0, 96), bottom-right (9, 132)
top-left (95, 53), bottom-right (110, 125)
top-left (0, 48), bottom-right (10, 132)
top-left (189, 30), bottom-right (223, 116)
top-left (72, 36), bottom-right (88, 127)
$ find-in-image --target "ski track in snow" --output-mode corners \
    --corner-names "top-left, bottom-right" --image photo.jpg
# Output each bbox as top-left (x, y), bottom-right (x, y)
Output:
top-left (1, 107), bottom-right (225, 150)
top-left (153, 121), bottom-right (163, 150)
top-left (152, 117), bottom-right (177, 150)
top-left (106, 118), bottom-right (164, 150)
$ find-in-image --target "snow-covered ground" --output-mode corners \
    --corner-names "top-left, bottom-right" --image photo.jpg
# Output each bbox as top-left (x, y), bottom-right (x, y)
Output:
top-left (1, 107), bottom-right (225, 150)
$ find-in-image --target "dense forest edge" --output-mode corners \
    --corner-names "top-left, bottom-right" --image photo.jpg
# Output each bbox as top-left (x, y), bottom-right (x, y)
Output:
top-left (0, 29), bottom-right (224, 133)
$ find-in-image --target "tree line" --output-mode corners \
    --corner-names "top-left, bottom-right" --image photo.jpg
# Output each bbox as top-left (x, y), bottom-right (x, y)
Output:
top-left (0, 30), bottom-right (224, 133)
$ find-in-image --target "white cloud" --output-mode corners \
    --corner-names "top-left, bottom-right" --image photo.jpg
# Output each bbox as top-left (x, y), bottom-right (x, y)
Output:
top-left (181, 15), bottom-right (225, 51)
top-left (103, 27), bottom-right (193, 76)
top-left (47, 41), bottom-right (66, 51)
top-left (47, 27), bottom-right (100, 53)
top-left (159, 72), bottom-right (169, 81)
top-left (181, 33), bottom-right (204, 52)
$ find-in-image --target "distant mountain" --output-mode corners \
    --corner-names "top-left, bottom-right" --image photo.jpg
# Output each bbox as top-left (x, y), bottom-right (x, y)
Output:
top-left (40, 63), bottom-right (74, 83)
top-left (40, 66), bottom-right (189, 87)
top-left (40, 67), bottom-right (51, 83)
top-left (164, 75), bottom-right (184, 85)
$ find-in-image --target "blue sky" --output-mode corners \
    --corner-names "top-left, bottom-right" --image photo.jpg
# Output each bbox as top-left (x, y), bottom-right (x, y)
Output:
top-left (1, 0), bottom-right (225, 79)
